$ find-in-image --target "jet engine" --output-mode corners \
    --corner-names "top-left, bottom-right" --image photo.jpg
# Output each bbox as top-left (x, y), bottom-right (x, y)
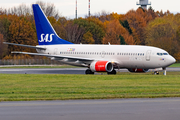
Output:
top-left (90, 61), bottom-right (113, 72)
top-left (128, 68), bottom-right (149, 73)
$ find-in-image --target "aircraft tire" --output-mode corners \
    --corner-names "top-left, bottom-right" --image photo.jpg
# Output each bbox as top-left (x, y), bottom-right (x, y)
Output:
top-left (154, 71), bottom-right (159, 75)
top-left (107, 69), bottom-right (116, 75)
top-left (85, 69), bottom-right (94, 74)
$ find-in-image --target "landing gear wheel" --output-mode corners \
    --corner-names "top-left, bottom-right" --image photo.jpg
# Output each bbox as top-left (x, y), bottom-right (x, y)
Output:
top-left (154, 71), bottom-right (159, 75)
top-left (85, 69), bottom-right (94, 74)
top-left (163, 68), bottom-right (166, 76)
top-left (107, 69), bottom-right (117, 75)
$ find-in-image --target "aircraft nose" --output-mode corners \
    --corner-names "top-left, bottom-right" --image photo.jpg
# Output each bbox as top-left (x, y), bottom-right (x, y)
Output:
top-left (171, 56), bottom-right (176, 63)
top-left (168, 55), bottom-right (176, 65)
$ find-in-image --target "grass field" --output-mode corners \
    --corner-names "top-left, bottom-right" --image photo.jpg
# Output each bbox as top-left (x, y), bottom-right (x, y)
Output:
top-left (169, 63), bottom-right (180, 67)
top-left (0, 72), bottom-right (180, 101)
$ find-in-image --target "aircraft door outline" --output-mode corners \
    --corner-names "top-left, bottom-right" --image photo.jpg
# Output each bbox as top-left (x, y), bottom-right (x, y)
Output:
top-left (146, 50), bottom-right (151, 61)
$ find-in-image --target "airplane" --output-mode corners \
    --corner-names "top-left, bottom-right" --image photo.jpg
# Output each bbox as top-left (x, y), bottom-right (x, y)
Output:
top-left (4, 4), bottom-right (176, 75)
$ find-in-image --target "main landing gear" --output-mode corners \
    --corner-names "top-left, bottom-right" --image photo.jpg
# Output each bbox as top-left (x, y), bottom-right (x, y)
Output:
top-left (85, 69), bottom-right (117, 75)
top-left (107, 69), bottom-right (116, 75)
top-left (154, 71), bottom-right (159, 75)
top-left (85, 69), bottom-right (94, 74)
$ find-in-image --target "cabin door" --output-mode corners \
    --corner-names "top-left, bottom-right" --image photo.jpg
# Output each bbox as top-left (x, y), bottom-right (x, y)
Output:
top-left (146, 50), bottom-right (151, 61)
top-left (54, 48), bottom-right (58, 55)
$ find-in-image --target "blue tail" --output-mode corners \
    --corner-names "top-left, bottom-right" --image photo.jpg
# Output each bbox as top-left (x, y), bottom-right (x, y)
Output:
top-left (32, 4), bottom-right (73, 45)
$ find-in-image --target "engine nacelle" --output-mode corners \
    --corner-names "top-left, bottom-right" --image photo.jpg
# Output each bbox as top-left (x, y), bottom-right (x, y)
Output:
top-left (128, 68), bottom-right (149, 73)
top-left (90, 61), bottom-right (113, 72)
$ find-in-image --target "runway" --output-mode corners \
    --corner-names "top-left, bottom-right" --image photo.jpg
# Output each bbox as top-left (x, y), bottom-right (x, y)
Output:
top-left (0, 67), bottom-right (179, 74)
top-left (1, 98), bottom-right (180, 120)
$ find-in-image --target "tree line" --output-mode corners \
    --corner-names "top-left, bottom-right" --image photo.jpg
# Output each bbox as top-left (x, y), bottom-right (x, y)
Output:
top-left (0, 2), bottom-right (180, 61)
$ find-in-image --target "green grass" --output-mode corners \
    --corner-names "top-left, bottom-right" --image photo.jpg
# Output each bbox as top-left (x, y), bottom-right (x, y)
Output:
top-left (0, 72), bottom-right (180, 101)
top-left (169, 63), bottom-right (180, 67)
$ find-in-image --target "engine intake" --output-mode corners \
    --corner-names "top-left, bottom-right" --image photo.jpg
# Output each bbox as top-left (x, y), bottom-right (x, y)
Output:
top-left (90, 61), bottom-right (113, 72)
top-left (128, 68), bottom-right (149, 73)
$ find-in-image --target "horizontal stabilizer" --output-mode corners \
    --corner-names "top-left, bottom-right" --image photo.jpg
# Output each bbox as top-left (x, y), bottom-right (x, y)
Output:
top-left (3, 42), bottom-right (46, 50)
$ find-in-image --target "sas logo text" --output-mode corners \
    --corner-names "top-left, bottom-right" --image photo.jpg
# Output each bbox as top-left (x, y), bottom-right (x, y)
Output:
top-left (39, 34), bottom-right (54, 42)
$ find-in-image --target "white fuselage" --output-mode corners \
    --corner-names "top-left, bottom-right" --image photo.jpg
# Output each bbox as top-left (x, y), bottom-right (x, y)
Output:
top-left (37, 44), bottom-right (176, 69)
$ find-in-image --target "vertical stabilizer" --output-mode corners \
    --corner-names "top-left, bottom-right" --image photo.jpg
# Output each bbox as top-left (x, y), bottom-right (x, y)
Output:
top-left (32, 4), bottom-right (73, 45)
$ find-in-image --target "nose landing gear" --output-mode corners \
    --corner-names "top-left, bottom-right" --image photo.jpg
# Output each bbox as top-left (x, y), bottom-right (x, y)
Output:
top-left (154, 68), bottom-right (166, 75)
top-left (163, 68), bottom-right (166, 76)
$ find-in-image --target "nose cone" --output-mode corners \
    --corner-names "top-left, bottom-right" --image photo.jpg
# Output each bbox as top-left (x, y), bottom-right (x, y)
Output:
top-left (167, 55), bottom-right (176, 66)
top-left (172, 56), bottom-right (176, 63)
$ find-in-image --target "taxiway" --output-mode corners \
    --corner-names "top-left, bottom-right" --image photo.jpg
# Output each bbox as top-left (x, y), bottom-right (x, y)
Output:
top-left (0, 67), bottom-right (179, 74)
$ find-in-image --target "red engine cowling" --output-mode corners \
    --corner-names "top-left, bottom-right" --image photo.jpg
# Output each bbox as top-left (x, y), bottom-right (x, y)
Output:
top-left (128, 68), bottom-right (149, 73)
top-left (90, 61), bottom-right (113, 72)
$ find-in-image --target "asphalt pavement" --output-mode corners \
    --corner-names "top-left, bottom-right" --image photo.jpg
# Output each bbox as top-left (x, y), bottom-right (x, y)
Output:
top-left (0, 67), bottom-right (179, 74)
top-left (1, 98), bottom-right (180, 120)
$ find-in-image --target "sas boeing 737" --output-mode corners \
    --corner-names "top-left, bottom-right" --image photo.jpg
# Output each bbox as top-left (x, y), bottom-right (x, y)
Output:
top-left (4, 4), bottom-right (176, 75)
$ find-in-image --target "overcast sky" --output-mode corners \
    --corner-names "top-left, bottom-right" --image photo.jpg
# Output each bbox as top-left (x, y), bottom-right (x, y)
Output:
top-left (1, 0), bottom-right (180, 18)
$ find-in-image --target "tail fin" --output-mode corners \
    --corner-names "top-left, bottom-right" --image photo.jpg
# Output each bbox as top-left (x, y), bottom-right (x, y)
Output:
top-left (32, 4), bottom-right (73, 45)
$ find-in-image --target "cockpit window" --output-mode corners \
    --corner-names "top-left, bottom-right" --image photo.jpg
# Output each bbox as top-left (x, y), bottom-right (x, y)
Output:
top-left (163, 53), bottom-right (168, 55)
top-left (157, 53), bottom-right (169, 56)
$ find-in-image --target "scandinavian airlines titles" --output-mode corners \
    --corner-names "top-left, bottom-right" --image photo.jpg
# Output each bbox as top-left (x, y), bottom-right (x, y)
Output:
top-left (39, 34), bottom-right (54, 42)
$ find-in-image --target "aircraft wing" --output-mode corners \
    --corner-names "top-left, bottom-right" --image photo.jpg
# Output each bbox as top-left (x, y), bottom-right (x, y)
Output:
top-left (12, 51), bottom-right (94, 65)
top-left (11, 51), bottom-right (119, 67)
